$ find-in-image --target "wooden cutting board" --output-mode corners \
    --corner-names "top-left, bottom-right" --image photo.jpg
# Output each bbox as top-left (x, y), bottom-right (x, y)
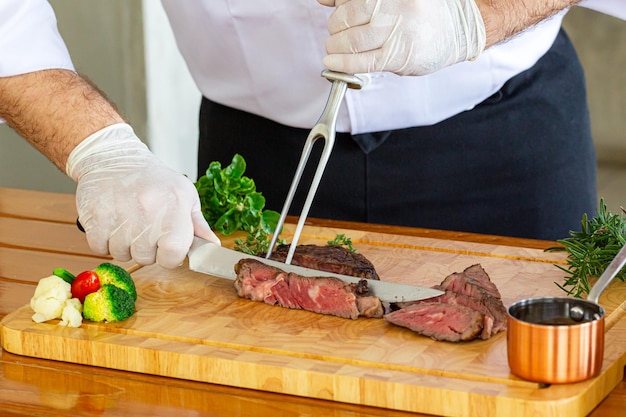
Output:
top-left (2, 225), bottom-right (625, 417)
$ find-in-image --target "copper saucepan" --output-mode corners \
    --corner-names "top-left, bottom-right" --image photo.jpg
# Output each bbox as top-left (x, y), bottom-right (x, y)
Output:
top-left (507, 243), bottom-right (626, 384)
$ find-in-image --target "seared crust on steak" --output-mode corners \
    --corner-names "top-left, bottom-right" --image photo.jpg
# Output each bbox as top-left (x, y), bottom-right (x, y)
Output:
top-left (436, 265), bottom-right (507, 336)
top-left (263, 244), bottom-right (380, 280)
top-left (439, 264), bottom-right (502, 300)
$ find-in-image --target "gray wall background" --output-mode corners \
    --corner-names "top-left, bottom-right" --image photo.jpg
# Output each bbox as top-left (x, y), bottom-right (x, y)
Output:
top-left (563, 8), bottom-right (626, 164)
top-left (0, 3), bottom-right (624, 194)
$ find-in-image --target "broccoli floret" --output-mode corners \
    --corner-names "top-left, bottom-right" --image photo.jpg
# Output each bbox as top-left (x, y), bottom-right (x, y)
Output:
top-left (83, 284), bottom-right (135, 322)
top-left (94, 262), bottom-right (137, 301)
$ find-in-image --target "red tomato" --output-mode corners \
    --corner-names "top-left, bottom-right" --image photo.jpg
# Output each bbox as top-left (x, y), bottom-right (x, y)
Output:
top-left (71, 270), bottom-right (101, 303)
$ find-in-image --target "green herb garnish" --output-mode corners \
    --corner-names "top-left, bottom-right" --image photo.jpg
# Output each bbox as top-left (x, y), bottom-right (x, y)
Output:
top-left (195, 155), bottom-right (362, 255)
top-left (234, 229), bottom-right (286, 255)
top-left (195, 154), bottom-right (281, 241)
top-left (546, 198), bottom-right (626, 297)
top-left (327, 234), bottom-right (357, 253)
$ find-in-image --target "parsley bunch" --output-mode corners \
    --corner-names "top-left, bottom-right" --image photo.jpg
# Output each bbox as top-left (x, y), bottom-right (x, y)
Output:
top-left (195, 155), bottom-right (359, 255)
top-left (546, 199), bottom-right (626, 297)
top-left (195, 154), bottom-right (280, 249)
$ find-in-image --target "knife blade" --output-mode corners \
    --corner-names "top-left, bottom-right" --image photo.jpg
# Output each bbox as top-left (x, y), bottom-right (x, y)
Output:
top-left (188, 237), bottom-right (443, 303)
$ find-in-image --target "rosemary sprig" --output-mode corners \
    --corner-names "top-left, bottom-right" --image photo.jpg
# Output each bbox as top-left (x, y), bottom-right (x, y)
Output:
top-left (545, 199), bottom-right (626, 297)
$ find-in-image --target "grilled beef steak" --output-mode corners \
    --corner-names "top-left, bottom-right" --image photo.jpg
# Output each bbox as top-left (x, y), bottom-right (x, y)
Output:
top-left (385, 264), bottom-right (506, 342)
top-left (234, 258), bottom-right (383, 319)
top-left (385, 303), bottom-right (486, 342)
top-left (233, 255), bottom-right (503, 342)
top-left (436, 265), bottom-right (507, 336)
top-left (263, 244), bottom-right (380, 280)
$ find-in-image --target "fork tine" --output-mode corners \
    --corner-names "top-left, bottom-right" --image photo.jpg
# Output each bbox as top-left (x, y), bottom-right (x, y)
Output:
top-left (266, 70), bottom-right (364, 264)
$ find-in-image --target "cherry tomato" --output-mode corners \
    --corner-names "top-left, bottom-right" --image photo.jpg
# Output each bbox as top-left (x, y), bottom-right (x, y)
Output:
top-left (71, 270), bottom-right (101, 303)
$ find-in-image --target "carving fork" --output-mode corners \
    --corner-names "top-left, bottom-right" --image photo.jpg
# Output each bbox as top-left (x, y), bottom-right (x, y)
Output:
top-left (265, 70), bottom-right (364, 264)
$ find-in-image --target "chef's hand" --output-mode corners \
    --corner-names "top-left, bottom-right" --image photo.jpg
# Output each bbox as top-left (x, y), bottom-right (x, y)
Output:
top-left (66, 123), bottom-right (220, 268)
top-left (317, 0), bottom-right (486, 76)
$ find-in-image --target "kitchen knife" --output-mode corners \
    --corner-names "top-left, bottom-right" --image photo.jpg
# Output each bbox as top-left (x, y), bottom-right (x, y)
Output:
top-left (188, 237), bottom-right (444, 303)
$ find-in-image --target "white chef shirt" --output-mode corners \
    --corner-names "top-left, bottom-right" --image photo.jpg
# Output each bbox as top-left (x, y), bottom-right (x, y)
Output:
top-left (0, 0), bottom-right (73, 76)
top-left (1, 0), bottom-right (622, 134)
top-left (160, 0), bottom-right (624, 134)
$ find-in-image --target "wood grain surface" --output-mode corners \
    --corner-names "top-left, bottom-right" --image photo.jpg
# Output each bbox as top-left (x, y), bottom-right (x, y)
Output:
top-left (1, 187), bottom-right (624, 417)
top-left (2, 220), bottom-right (625, 417)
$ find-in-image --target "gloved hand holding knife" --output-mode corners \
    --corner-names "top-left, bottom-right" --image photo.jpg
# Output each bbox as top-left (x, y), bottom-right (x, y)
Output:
top-left (0, 65), bottom-right (219, 270)
top-left (67, 123), bottom-right (220, 269)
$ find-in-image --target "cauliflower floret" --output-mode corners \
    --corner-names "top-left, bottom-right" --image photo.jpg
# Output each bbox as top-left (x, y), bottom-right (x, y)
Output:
top-left (30, 275), bottom-right (72, 323)
top-left (59, 298), bottom-right (83, 327)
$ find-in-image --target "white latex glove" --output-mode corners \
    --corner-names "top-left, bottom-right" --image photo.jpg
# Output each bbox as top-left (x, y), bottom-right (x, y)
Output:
top-left (318, 0), bottom-right (486, 76)
top-left (66, 123), bottom-right (220, 268)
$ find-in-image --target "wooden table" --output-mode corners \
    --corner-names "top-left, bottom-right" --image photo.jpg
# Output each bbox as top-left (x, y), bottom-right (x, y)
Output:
top-left (0, 187), bottom-right (624, 417)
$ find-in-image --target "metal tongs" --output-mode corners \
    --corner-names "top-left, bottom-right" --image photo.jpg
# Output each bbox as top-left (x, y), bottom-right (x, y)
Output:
top-left (265, 70), bottom-right (364, 264)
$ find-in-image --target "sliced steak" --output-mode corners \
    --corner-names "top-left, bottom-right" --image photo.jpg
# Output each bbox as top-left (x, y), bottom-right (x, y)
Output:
top-left (263, 244), bottom-right (380, 280)
top-left (234, 258), bottom-right (383, 319)
top-left (439, 264), bottom-right (501, 300)
top-left (398, 293), bottom-right (507, 338)
top-left (385, 303), bottom-right (485, 342)
top-left (397, 291), bottom-right (497, 340)
top-left (388, 264), bottom-right (507, 341)
top-left (436, 264), bottom-right (507, 335)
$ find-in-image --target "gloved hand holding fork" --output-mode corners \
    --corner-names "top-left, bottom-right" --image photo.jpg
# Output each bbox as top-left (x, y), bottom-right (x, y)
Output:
top-left (317, 0), bottom-right (487, 76)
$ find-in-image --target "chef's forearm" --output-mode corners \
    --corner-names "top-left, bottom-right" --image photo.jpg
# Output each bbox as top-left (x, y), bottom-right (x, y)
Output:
top-left (0, 69), bottom-right (126, 172)
top-left (477, 0), bottom-right (580, 48)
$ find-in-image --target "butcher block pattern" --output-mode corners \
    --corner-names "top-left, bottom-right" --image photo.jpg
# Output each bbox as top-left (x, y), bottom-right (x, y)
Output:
top-left (2, 225), bottom-right (625, 417)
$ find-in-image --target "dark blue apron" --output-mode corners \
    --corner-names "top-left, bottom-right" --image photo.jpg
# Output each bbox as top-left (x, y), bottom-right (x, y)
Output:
top-left (197, 28), bottom-right (596, 241)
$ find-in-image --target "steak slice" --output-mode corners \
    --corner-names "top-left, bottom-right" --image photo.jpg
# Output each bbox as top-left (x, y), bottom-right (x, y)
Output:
top-left (234, 258), bottom-right (383, 319)
top-left (439, 264), bottom-right (501, 300)
top-left (263, 244), bottom-right (380, 280)
top-left (389, 264), bottom-right (507, 341)
top-left (397, 291), bottom-right (494, 340)
top-left (436, 264), bottom-right (507, 335)
top-left (384, 303), bottom-right (485, 342)
top-left (396, 291), bottom-right (507, 339)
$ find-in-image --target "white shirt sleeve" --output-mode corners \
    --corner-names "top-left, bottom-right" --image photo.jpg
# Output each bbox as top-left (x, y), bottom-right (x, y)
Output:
top-left (0, 0), bottom-right (74, 76)
top-left (578, 0), bottom-right (626, 20)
